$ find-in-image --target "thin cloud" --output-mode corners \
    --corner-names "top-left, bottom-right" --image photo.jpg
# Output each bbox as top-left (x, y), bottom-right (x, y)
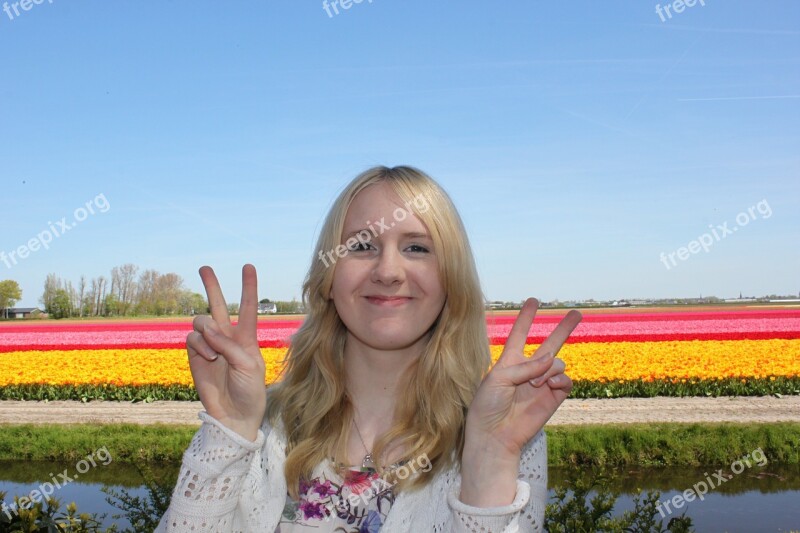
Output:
top-left (643, 24), bottom-right (800, 35)
top-left (623, 36), bottom-right (703, 120)
top-left (678, 95), bottom-right (800, 102)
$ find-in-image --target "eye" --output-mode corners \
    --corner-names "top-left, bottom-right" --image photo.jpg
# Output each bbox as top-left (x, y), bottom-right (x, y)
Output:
top-left (348, 240), bottom-right (374, 252)
top-left (407, 244), bottom-right (430, 253)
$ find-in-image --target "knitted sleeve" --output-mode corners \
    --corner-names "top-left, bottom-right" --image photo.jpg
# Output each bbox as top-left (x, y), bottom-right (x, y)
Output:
top-left (153, 411), bottom-right (275, 532)
top-left (446, 429), bottom-right (548, 532)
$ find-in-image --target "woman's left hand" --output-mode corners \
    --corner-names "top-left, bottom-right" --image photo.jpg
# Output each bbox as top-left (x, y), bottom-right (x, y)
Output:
top-left (465, 297), bottom-right (582, 459)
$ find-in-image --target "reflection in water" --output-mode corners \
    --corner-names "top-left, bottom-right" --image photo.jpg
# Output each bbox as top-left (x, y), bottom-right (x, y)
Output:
top-left (1, 462), bottom-right (798, 531)
top-left (549, 465), bottom-right (800, 532)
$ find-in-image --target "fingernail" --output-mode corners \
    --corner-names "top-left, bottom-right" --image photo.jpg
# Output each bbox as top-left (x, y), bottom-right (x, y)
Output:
top-left (530, 377), bottom-right (543, 387)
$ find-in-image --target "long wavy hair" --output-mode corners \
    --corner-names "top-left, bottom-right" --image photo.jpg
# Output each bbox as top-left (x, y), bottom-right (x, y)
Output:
top-left (265, 165), bottom-right (491, 499)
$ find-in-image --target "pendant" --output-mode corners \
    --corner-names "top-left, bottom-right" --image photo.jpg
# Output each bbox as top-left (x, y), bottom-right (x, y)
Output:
top-left (362, 453), bottom-right (376, 470)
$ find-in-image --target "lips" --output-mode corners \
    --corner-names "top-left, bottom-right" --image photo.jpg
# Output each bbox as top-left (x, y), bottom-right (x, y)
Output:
top-left (365, 296), bottom-right (412, 307)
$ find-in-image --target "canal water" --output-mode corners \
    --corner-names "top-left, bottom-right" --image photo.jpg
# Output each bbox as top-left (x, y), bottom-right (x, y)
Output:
top-left (1, 462), bottom-right (798, 531)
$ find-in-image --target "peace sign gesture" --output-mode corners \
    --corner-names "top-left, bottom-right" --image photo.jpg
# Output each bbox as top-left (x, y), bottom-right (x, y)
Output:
top-left (459, 299), bottom-right (582, 507)
top-left (465, 298), bottom-right (582, 458)
top-left (186, 264), bottom-right (267, 441)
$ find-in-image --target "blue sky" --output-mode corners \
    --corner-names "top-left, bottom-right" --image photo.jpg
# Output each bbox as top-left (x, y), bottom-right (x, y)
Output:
top-left (1, 1), bottom-right (798, 308)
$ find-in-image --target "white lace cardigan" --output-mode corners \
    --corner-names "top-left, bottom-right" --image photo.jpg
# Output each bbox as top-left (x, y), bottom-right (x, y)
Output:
top-left (154, 411), bottom-right (548, 532)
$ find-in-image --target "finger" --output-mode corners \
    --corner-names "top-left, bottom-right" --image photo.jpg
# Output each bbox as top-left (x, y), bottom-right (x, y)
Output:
top-left (530, 310), bottom-right (582, 361)
top-left (236, 264), bottom-right (259, 343)
top-left (530, 358), bottom-right (566, 387)
top-left (546, 373), bottom-right (573, 392)
top-left (187, 331), bottom-right (219, 361)
top-left (199, 266), bottom-right (233, 335)
top-left (203, 320), bottom-right (260, 369)
top-left (193, 314), bottom-right (215, 333)
top-left (494, 352), bottom-right (558, 387)
top-left (496, 298), bottom-right (539, 368)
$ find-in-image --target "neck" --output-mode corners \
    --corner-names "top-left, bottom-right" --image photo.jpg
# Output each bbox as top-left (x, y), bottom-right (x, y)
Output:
top-left (343, 331), bottom-right (428, 428)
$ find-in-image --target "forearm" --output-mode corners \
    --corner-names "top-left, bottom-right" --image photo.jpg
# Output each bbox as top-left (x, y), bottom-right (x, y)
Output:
top-left (459, 431), bottom-right (520, 507)
top-left (449, 430), bottom-right (548, 533)
top-left (155, 411), bottom-right (267, 530)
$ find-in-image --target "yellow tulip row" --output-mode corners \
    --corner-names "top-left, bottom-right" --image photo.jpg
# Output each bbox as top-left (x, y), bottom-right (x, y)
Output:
top-left (0, 339), bottom-right (798, 386)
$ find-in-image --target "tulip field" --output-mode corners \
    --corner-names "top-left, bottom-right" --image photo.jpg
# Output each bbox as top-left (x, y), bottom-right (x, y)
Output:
top-left (0, 307), bottom-right (798, 400)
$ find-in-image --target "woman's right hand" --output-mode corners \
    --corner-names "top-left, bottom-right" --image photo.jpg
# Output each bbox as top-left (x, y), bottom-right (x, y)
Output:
top-left (186, 264), bottom-right (267, 441)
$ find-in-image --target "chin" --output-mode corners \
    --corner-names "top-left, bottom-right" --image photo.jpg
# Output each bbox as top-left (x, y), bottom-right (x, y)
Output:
top-left (365, 332), bottom-right (423, 351)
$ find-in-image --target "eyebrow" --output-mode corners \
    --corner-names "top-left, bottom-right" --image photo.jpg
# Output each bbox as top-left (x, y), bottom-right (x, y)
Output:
top-left (344, 229), bottom-right (432, 240)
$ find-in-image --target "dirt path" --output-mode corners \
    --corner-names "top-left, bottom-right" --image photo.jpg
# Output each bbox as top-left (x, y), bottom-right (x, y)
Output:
top-left (0, 397), bottom-right (798, 426)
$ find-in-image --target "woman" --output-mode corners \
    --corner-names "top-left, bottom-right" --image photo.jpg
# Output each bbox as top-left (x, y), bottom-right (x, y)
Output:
top-left (155, 165), bottom-right (582, 532)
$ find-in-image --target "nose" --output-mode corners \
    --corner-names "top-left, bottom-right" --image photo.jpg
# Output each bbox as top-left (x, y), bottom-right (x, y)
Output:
top-left (370, 245), bottom-right (405, 285)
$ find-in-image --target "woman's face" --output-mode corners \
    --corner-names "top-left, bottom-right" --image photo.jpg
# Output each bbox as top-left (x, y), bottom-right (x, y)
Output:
top-left (329, 182), bottom-right (446, 352)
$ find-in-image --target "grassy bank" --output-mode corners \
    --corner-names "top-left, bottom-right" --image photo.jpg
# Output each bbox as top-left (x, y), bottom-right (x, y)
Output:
top-left (547, 422), bottom-right (800, 466)
top-left (0, 423), bottom-right (197, 462)
top-left (0, 422), bottom-right (798, 466)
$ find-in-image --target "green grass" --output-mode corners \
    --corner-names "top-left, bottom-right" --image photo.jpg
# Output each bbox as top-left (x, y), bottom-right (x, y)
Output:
top-left (546, 422), bottom-right (800, 467)
top-left (0, 423), bottom-right (198, 462)
top-left (0, 422), bottom-right (798, 467)
top-left (571, 377), bottom-right (800, 398)
top-left (1, 377), bottom-right (798, 401)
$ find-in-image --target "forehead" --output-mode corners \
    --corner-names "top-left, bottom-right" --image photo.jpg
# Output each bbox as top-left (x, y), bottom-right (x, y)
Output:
top-left (344, 183), bottom-right (427, 230)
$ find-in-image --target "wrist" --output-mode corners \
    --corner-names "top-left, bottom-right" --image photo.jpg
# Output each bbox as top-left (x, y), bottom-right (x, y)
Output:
top-left (211, 413), bottom-right (262, 442)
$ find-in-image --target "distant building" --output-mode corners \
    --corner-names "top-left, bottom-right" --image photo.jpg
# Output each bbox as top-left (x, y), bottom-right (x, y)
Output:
top-left (1, 307), bottom-right (43, 319)
top-left (258, 303), bottom-right (277, 314)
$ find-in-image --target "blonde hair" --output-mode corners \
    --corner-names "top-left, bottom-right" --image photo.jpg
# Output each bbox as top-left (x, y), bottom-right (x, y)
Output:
top-left (265, 165), bottom-right (491, 499)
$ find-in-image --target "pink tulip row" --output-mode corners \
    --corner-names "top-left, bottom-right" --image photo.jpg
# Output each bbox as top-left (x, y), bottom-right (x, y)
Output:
top-left (2, 310), bottom-right (799, 350)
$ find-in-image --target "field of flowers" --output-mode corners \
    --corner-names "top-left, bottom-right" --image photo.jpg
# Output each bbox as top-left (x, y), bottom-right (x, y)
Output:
top-left (0, 308), bottom-right (798, 400)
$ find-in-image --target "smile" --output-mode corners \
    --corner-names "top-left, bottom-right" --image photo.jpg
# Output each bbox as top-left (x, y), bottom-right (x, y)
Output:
top-left (365, 296), bottom-right (412, 307)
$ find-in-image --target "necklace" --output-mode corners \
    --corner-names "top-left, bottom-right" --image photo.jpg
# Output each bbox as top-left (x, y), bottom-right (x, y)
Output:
top-left (352, 416), bottom-right (376, 471)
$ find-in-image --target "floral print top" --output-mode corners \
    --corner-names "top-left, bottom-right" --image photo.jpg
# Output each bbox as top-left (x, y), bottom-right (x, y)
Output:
top-left (276, 459), bottom-right (404, 533)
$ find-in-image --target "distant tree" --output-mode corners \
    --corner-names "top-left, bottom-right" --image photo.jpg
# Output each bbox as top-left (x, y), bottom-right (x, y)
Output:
top-left (77, 275), bottom-right (87, 317)
top-left (154, 273), bottom-right (183, 315)
top-left (275, 298), bottom-right (302, 313)
top-left (179, 290), bottom-right (207, 315)
top-left (227, 303), bottom-right (240, 315)
top-left (49, 288), bottom-right (73, 319)
top-left (41, 274), bottom-right (80, 318)
top-left (135, 269), bottom-right (159, 315)
top-left (91, 276), bottom-right (108, 316)
top-left (104, 293), bottom-right (122, 316)
top-left (112, 263), bottom-right (139, 315)
top-left (0, 280), bottom-right (22, 319)
top-left (41, 273), bottom-right (60, 313)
